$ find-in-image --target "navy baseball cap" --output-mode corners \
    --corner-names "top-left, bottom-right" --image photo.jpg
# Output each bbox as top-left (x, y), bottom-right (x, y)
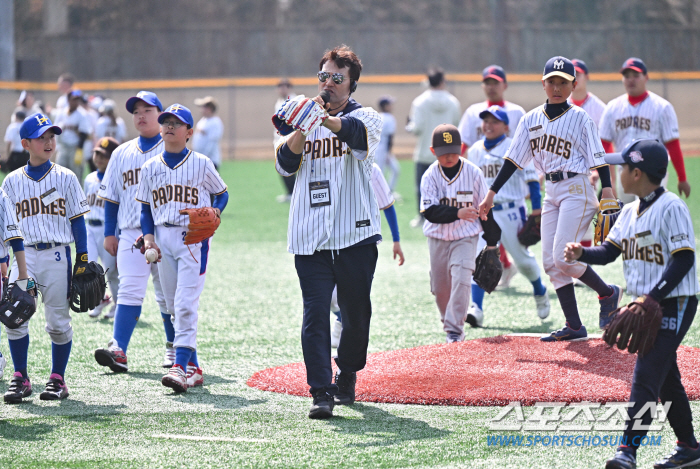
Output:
top-left (543, 56), bottom-right (576, 82)
top-left (19, 113), bottom-right (62, 139)
top-left (478, 105), bottom-right (509, 125)
top-left (621, 57), bottom-right (647, 74)
top-left (572, 59), bottom-right (589, 75)
top-left (126, 91), bottom-right (163, 113)
top-left (378, 95), bottom-right (394, 107)
top-left (604, 139), bottom-right (668, 180)
top-left (432, 124), bottom-right (461, 157)
top-left (482, 65), bottom-right (506, 82)
top-left (158, 104), bottom-right (194, 127)
top-left (68, 89), bottom-right (83, 100)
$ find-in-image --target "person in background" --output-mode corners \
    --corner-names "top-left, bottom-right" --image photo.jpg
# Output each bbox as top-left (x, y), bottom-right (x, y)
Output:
top-left (192, 96), bottom-right (224, 170)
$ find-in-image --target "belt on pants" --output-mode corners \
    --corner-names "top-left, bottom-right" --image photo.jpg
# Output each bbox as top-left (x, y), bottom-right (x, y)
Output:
top-left (87, 219), bottom-right (103, 226)
top-left (492, 201), bottom-right (516, 211)
top-left (164, 223), bottom-right (181, 228)
top-left (545, 171), bottom-right (579, 183)
top-left (28, 242), bottom-right (62, 250)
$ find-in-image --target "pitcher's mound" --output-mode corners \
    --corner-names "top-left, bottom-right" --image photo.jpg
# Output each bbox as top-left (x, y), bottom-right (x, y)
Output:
top-left (247, 336), bottom-right (700, 406)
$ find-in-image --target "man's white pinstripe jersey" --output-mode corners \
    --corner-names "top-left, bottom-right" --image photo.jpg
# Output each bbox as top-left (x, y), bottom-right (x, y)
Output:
top-left (371, 162), bottom-right (394, 210)
top-left (568, 92), bottom-right (606, 127)
top-left (1, 164), bottom-right (88, 244)
top-left (505, 104), bottom-right (607, 174)
top-left (458, 101), bottom-right (525, 147)
top-left (83, 171), bottom-right (105, 222)
top-left (420, 157), bottom-right (487, 241)
top-left (135, 150), bottom-right (227, 226)
top-left (467, 137), bottom-right (538, 204)
top-left (98, 137), bottom-right (164, 229)
top-left (606, 191), bottom-right (698, 299)
top-left (275, 106), bottom-right (382, 255)
top-left (0, 187), bottom-right (24, 259)
top-left (598, 91), bottom-right (679, 149)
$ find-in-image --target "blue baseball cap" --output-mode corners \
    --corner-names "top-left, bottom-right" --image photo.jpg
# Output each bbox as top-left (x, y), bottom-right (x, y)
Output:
top-left (68, 89), bottom-right (84, 100)
top-left (620, 57), bottom-right (647, 74)
top-left (572, 59), bottom-right (589, 75)
top-left (126, 91), bottom-right (163, 113)
top-left (478, 105), bottom-right (509, 125)
top-left (605, 139), bottom-right (668, 180)
top-left (543, 56), bottom-right (576, 82)
top-left (482, 65), bottom-right (506, 82)
top-left (19, 113), bottom-right (62, 139)
top-left (158, 104), bottom-right (194, 127)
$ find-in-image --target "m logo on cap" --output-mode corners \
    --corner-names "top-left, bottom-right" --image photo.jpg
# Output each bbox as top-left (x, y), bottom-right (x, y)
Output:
top-left (35, 115), bottom-right (49, 125)
top-left (443, 132), bottom-right (453, 144)
top-left (629, 151), bottom-right (644, 163)
top-left (553, 60), bottom-right (564, 70)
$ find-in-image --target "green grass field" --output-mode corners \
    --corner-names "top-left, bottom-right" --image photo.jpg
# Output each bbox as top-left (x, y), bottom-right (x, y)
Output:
top-left (0, 158), bottom-right (698, 468)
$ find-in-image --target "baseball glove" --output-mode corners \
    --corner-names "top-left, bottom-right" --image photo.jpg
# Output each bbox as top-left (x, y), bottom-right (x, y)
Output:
top-left (70, 254), bottom-right (107, 313)
top-left (132, 235), bottom-right (146, 254)
top-left (602, 295), bottom-right (662, 357)
top-left (272, 95), bottom-right (328, 137)
top-left (180, 207), bottom-right (220, 245)
top-left (517, 214), bottom-right (541, 247)
top-left (473, 246), bottom-right (503, 294)
top-left (0, 278), bottom-right (37, 329)
top-left (594, 198), bottom-right (624, 245)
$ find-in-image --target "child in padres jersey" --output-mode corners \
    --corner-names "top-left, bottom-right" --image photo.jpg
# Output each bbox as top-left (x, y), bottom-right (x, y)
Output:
top-left (467, 106), bottom-right (550, 326)
top-left (85, 137), bottom-right (120, 319)
top-left (137, 104), bottom-right (228, 393)
top-left (2, 113), bottom-right (91, 402)
top-left (421, 124), bottom-right (500, 343)
top-left (479, 56), bottom-right (622, 343)
top-left (565, 139), bottom-right (700, 469)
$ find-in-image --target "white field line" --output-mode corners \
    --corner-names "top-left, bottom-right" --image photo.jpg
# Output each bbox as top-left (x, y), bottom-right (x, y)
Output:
top-left (152, 433), bottom-right (270, 443)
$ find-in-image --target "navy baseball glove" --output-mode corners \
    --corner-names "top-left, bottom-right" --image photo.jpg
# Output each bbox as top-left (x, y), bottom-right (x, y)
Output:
top-left (473, 246), bottom-right (503, 294)
top-left (0, 278), bottom-right (38, 329)
top-left (70, 254), bottom-right (107, 313)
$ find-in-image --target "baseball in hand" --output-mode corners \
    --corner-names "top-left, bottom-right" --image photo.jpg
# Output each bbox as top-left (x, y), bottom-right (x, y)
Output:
top-left (145, 248), bottom-right (159, 263)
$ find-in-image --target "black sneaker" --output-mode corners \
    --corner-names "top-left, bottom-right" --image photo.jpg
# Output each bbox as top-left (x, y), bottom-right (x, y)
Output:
top-left (654, 441), bottom-right (700, 468)
top-left (308, 391), bottom-right (334, 419)
top-left (606, 447), bottom-right (637, 469)
top-left (4, 372), bottom-right (32, 404)
top-left (334, 370), bottom-right (356, 405)
top-left (39, 373), bottom-right (70, 400)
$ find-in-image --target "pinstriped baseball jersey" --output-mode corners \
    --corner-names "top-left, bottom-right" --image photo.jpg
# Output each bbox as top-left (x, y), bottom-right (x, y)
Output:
top-left (1, 164), bottom-right (89, 244)
top-left (136, 151), bottom-right (227, 226)
top-left (83, 171), bottom-right (105, 222)
top-left (606, 191), bottom-right (698, 298)
top-left (458, 101), bottom-right (525, 147)
top-left (98, 137), bottom-right (164, 229)
top-left (420, 158), bottom-right (487, 241)
top-left (467, 137), bottom-right (538, 204)
top-left (371, 163), bottom-right (394, 210)
top-left (568, 92), bottom-right (606, 127)
top-left (505, 104), bottom-right (607, 174)
top-left (275, 106), bottom-right (383, 255)
top-left (599, 91), bottom-right (680, 148)
top-left (0, 187), bottom-right (23, 259)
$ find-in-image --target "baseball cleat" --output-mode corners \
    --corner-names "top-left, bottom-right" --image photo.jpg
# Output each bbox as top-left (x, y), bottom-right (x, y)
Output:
top-left (446, 332), bottom-right (465, 343)
top-left (4, 372), bottom-right (32, 404)
top-left (497, 265), bottom-right (518, 289)
top-left (466, 303), bottom-right (484, 328)
top-left (94, 338), bottom-right (128, 373)
top-left (186, 363), bottom-right (204, 387)
top-left (163, 342), bottom-right (176, 368)
top-left (599, 285), bottom-right (623, 329)
top-left (0, 353), bottom-right (6, 380)
top-left (333, 370), bottom-right (356, 405)
top-left (605, 447), bottom-right (637, 469)
top-left (535, 291), bottom-right (551, 320)
top-left (653, 441), bottom-right (700, 468)
top-left (162, 365), bottom-right (188, 393)
top-left (88, 295), bottom-right (112, 318)
top-left (103, 302), bottom-right (117, 319)
top-left (308, 391), bottom-right (334, 419)
top-left (330, 317), bottom-right (342, 349)
top-left (40, 373), bottom-right (69, 400)
top-left (540, 323), bottom-right (588, 342)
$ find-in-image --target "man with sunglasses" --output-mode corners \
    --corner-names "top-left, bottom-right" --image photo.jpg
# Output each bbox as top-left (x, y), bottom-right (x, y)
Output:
top-left (274, 45), bottom-right (383, 420)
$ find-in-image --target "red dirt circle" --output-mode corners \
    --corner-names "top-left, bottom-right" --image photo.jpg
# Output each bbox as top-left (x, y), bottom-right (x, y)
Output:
top-left (247, 336), bottom-right (700, 406)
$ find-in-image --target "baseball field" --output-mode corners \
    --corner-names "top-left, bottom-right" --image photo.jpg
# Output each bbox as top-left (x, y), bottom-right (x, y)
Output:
top-left (0, 158), bottom-right (698, 468)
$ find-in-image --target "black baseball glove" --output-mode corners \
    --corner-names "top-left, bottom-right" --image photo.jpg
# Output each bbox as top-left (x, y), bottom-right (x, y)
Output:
top-left (473, 246), bottom-right (503, 294)
top-left (517, 214), bottom-right (541, 247)
top-left (70, 253), bottom-right (107, 313)
top-left (0, 278), bottom-right (38, 329)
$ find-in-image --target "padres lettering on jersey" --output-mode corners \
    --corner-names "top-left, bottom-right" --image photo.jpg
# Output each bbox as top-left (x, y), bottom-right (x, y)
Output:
top-left (2, 164), bottom-right (89, 244)
top-left (84, 171), bottom-right (106, 222)
top-left (467, 137), bottom-right (538, 205)
top-left (0, 187), bottom-right (24, 259)
top-left (420, 158), bottom-right (487, 241)
top-left (568, 92), bottom-right (606, 127)
top-left (98, 137), bottom-right (164, 230)
top-left (136, 151), bottom-right (227, 226)
top-left (606, 191), bottom-right (698, 298)
top-left (458, 101), bottom-right (525, 147)
top-left (505, 104), bottom-right (606, 175)
top-left (275, 102), bottom-right (383, 255)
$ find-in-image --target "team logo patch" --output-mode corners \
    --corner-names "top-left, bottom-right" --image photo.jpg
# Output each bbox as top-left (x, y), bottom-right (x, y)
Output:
top-left (629, 151), bottom-right (644, 163)
top-left (80, 200), bottom-right (89, 207)
top-left (529, 125), bottom-right (543, 132)
top-left (443, 132), bottom-right (452, 144)
top-left (553, 60), bottom-right (564, 70)
top-left (6, 225), bottom-right (17, 231)
top-left (671, 234), bottom-right (689, 242)
top-left (424, 200), bottom-right (431, 204)
top-left (99, 185), bottom-right (106, 190)
top-left (356, 220), bottom-right (371, 228)
top-left (594, 152), bottom-right (606, 159)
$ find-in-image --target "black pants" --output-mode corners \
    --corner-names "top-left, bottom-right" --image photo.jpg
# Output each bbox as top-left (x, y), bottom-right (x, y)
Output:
top-left (281, 173), bottom-right (296, 195)
top-left (415, 162), bottom-right (432, 214)
top-left (624, 295), bottom-right (698, 449)
top-left (294, 242), bottom-right (378, 395)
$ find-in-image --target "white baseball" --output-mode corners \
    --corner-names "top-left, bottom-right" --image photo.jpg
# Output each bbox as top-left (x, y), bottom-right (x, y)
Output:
top-left (145, 248), bottom-right (159, 263)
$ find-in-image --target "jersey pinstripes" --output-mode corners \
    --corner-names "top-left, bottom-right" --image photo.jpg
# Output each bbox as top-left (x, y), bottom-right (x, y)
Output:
top-left (606, 191), bottom-right (698, 298)
top-left (598, 91), bottom-right (680, 149)
top-left (98, 137), bottom-right (164, 230)
top-left (467, 137), bottom-right (537, 204)
top-left (371, 163), bottom-right (394, 210)
top-left (0, 187), bottom-right (23, 259)
top-left (1, 164), bottom-right (88, 245)
top-left (568, 92), bottom-right (606, 127)
top-left (505, 104), bottom-right (607, 175)
top-left (458, 101), bottom-right (526, 147)
top-left (136, 151), bottom-right (227, 226)
top-left (275, 106), bottom-right (383, 255)
top-left (420, 158), bottom-right (487, 241)
top-left (83, 171), bottom-right (105, 222)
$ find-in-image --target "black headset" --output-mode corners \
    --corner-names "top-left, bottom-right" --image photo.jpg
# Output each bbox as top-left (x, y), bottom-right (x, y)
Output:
top-left (350, 80), bottom-right (358, 93)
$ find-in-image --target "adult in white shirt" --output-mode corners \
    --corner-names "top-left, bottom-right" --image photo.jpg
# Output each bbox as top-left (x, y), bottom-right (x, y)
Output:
top-left (95, 99), bottom-right (128, 143)
top-left (3, 110), bottom-right (29, 172)
top-left (375, 96), bottom-right (400, 192)
top-left (54, 89), bottom-right (91, 180)
top-left (192, 96), bottom-right (224, 169)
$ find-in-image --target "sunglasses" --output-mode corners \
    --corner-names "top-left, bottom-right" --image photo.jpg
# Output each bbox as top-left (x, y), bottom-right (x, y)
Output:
top-left (317, 71), bottom-right (346, 85)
